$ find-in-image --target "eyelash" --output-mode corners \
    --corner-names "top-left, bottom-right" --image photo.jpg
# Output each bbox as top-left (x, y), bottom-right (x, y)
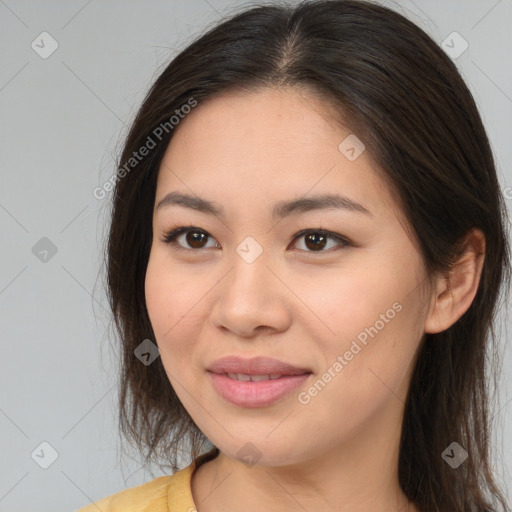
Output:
top-left (159, 225), bottom-right (351, 253)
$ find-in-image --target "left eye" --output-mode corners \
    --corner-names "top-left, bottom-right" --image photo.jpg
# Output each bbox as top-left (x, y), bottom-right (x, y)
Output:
top-left (160, 226), bottom-right (350, 253)
top-left (291, 229), bottom-right (351, 252)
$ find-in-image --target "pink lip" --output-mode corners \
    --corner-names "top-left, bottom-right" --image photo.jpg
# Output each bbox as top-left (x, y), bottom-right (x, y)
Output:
top-left (208, 372), bottom-right (311, 408)
top-left (206, 355), bottom-right (312, 408)
top-left (207, 355), bottom-right (311, 376)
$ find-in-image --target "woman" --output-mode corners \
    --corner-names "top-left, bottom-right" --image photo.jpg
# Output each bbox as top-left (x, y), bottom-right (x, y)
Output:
top-left (79, 1), bottom-right (511, 510)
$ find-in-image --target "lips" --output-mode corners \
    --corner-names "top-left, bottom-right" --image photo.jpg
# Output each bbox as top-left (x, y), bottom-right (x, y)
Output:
top-left (207, 355), bottom-right (312, 377)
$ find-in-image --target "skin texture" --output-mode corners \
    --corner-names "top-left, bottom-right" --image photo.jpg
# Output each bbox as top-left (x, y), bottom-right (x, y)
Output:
top-left (144, 86), bottom-right (485, 512)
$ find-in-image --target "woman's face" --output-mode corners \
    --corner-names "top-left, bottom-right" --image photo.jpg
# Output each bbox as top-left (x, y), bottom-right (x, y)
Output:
top-left (145, 86), bottom-right (432, 466)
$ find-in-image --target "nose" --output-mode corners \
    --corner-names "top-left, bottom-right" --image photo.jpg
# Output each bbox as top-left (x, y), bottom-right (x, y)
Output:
top-left (209, 246), bottom-right (292, 338)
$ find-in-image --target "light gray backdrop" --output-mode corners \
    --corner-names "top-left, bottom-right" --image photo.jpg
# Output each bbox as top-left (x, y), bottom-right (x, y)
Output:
top-left (0, 1), bottom-right (511, 511)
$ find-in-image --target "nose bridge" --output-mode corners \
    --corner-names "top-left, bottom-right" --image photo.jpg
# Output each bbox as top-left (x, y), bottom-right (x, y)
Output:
top-left (216, 237), bottom-right (279, 315)
top-left (229, 236), bottom-right (271, 296)
top-left (210, 232), bottom-right (293, 336)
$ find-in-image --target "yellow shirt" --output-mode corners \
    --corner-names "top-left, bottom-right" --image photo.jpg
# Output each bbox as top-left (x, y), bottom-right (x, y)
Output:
top-left (77, 447), bottom-right (219, 512)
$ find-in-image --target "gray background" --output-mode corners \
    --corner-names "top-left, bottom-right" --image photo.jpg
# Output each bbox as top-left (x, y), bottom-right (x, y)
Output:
top-left (0, 1), bottom-right (510, 511)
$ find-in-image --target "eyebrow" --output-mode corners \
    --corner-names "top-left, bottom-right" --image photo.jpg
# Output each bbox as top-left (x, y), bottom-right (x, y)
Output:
top-left (156, 191), bottom-right (373, 219)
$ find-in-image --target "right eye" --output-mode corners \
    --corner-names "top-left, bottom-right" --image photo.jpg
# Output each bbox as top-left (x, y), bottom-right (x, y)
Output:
top-left (160, 226), bottom-right (220, 251)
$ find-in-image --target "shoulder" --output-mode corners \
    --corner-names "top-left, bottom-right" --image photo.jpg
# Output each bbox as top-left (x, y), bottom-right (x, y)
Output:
top-left (76, 447), bottom-right (218, 512)
top-left (76, 474), bottom-right (175, 512)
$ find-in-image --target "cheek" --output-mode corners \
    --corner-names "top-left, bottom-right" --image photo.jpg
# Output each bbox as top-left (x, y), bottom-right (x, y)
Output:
top-left (298, 301), bottom-right (422, 441)
top-left (290, 263), bottom-right (406, 345)
top-left (145, 250), bottom-right (195, 330)
top-left (144, 251), bottom-right (219, 417)
top-left (144, 251), bottom-right (204, 360)
top-left (302, 255), bottom-right (425, 396)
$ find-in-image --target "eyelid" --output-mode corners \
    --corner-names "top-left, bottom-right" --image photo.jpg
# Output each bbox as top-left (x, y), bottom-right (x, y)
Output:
top-left (160, 225), bottom-right (351, 252)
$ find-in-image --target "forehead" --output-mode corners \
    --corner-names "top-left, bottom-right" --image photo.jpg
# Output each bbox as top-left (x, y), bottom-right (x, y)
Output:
top-left (155, 86), bottom-right (400, 222)
top-left (169, 86), bottom-right (347, 153)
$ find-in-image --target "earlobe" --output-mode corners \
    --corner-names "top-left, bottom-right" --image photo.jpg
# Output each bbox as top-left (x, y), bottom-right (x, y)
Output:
top-left (424, 228), bottom-right (486, 334)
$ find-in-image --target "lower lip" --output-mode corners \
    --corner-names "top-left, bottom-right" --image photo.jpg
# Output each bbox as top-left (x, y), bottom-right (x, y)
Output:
top-left (208, 371), bottom-right (311, 408)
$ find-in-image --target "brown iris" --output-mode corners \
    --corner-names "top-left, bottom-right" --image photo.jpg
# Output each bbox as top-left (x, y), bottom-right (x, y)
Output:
top-left (186, 231), bottom-right (208, 249)
top-left (304, 233), bottom-right (327, 251)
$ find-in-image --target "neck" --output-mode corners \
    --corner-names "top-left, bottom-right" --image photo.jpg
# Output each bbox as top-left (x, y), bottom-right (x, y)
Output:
top-left (191, 396), bottom-right (418, 512)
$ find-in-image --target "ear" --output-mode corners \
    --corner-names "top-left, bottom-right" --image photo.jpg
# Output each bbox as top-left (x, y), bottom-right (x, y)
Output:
top-left (424, 228), bottom-right (486, 334)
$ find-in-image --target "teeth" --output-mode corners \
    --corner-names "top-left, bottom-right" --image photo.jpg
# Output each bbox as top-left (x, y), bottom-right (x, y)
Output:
top-left (250, 374), bottom-right (270, 381)
top-left (226, 373), bottom-right (283, 381)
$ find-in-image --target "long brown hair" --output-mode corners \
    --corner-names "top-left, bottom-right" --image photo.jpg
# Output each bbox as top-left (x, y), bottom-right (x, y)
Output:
top-left (101, 1), bottom-right (511, 510)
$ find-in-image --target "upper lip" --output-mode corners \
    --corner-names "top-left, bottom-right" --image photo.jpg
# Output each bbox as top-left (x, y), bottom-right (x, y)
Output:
top-left (207, 356), bottom-right (312, 376)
